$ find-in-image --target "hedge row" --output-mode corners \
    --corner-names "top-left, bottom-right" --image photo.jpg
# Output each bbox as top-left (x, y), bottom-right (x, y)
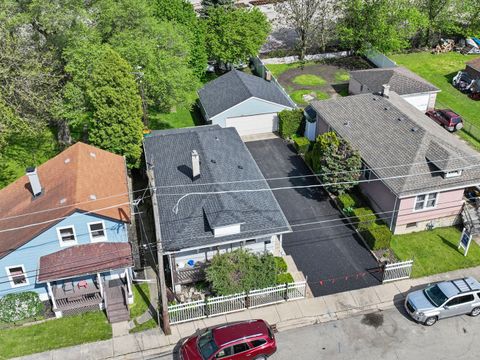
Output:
top-left (292, 135), bottom-right (311, 154)
top-left (349, 207), bottom-right (392, 250)
top-left (278, 109), bottom-right (304, 139)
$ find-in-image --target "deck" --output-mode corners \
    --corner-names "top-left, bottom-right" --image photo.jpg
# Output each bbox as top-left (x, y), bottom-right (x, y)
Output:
top-left (53, 283), bottom-right (102, 311)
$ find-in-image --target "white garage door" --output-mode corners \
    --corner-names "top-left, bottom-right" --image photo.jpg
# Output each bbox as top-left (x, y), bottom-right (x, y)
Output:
top-left (402, 94), bottom-right (430, 112)
top-left (225, 113), bottom-right (279, 136)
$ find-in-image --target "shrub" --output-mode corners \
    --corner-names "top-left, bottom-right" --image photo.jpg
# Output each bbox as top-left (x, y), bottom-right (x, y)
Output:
top-left (274, 257), bottom-right (288, 273)
top-left (205, 249), bottom-right (276, 296)
top-left (352, 207), bottom-right (377, 231)
top-left (292, 135), bottom-right (311, 154)
top-left (0, 292), bottom-right (43, 323)
top-left (361, 224), bottom-right (392, 250)
top-left (278, 109), bottom-right (304, 139)
top-left (337, 193), bottom-right (357, 210)
top-left (276, 273), bottom-right (294, 284)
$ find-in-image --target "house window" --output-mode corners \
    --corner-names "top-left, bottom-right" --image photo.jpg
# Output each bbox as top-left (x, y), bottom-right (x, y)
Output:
top-left (88, 221), bottom-right (107, 242)
top-left (57, 226), bottom-right (77, 246)
top-left (6, 265), bottom-right (28, 288)
top-left (406, 222), bottom-right (417, 228)
top-left (445, 170), bottom-right (462, 178)
top-left (245, 239), bottom-right (256, 245)
top-left (414, 193), bottom-right (438, 211)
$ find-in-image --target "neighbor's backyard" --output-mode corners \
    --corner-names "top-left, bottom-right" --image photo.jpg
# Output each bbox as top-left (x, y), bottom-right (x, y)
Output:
top-left (390, 52), bottom-right (480, 147)
top-left (265, 56), bottom-right (372, 106)
top-left (391, 227), bottom-right (480, 278)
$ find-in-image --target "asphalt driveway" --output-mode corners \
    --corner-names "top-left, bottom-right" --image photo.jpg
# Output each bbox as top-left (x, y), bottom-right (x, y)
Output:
top-left (246, 138), bottom-right (381, 296)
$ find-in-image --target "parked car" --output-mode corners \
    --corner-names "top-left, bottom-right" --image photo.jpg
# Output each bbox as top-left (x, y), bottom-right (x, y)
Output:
top-left (404, 277), bottom-right (480, 326)
top-left (180, 319), bottom-right (277, 360)
top-left (452, 71), bottom-right (474, 93)
top-left (425, 109), bottom-right (464, 131)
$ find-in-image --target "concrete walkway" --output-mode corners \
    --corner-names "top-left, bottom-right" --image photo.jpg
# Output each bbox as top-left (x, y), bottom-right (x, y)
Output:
top-left (16, 265), bottom-right (480, 360)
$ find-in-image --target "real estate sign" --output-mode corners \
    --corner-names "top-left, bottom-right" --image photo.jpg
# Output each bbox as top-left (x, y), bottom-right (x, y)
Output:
top-left (458, 228), bottom-right (473, 256)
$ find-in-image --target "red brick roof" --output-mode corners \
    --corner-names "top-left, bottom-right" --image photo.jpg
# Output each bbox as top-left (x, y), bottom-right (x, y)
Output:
top-left (0, 142), bottom-right (131, 259)
top-left (38, 242), bottom-right (133, 282)
top-left (467, 57), bottom-right (480, 71)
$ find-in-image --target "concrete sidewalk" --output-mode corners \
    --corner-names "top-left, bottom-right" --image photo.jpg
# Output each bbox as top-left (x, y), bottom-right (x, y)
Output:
top-left (16, 265), bottom-right (480, 360)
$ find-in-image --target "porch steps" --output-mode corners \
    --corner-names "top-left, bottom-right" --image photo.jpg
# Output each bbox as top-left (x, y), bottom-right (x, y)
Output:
top-left (461, 204), bottom-right (480, 235)
top-left (105, 284), bottom-right (130, 324)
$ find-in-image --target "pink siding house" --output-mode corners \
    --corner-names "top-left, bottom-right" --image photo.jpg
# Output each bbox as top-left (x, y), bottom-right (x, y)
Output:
top-left (309, 92), bottom-right (480, 234)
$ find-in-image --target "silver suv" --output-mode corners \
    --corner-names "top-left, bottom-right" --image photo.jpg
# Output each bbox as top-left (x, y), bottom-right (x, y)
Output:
top-left (405, 277), bottom-right (480, 326)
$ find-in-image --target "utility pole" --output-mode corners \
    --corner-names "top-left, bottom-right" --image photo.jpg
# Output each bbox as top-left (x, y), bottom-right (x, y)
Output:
top-left (132, 67), bottom-right (149, 127)
top-left (146, 168), bottom-right (171, 335)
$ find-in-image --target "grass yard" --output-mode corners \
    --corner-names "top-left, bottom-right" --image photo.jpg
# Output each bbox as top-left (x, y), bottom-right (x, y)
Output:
top-left (290, 90), bottom-right (330, 105)
top-left (334, 70), bottom-right (350, 82)
top-left (129, 283), bottom-right (158, 333)
top-left (292, 74), bottom-right (326, 86)
top-left (390, 52), bottom-right (480, 145)
top-left (0, 311), bottom-right (111, 359)
top-left (391, 227), bottom-right (480, 278)
top-left (149, 104), bottom-right (203, 131)
top-left (265, 61), bottom-right (317, 78)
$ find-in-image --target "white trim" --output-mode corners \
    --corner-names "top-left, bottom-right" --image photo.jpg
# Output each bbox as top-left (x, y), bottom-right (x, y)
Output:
top-left (210, 97), bottom-right (292, 121)
top-left (56, 225), bottom-right (78, 247)
top-left (412, 192), bottom-right (439, 212)
top-left (5, 264), bottom-right (29, 288)
top-left (87, 221), bottom-right (108, 243)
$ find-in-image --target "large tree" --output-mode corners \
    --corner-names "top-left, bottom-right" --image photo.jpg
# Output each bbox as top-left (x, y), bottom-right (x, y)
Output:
top-left (275, 0), bottom-right (337, 59)
top-left (308, 132), bottom-right (361, 194)
top-left (203, 6), bottom-right (271, 67)
top-left (337, 0), bottom-right (427, 54)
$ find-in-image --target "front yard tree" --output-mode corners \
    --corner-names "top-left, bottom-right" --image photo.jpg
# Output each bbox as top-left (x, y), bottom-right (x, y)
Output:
top-left (203, 7), bottom-right (271, 68)
top-left (309, 132), bottom-right (361, 194)
top-left (205, 249), bottom-right (276, 296)
top-left (275, 0), bottom-right (337, 58)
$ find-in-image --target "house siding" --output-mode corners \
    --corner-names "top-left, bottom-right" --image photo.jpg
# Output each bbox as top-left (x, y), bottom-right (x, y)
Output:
top-left (210, 98), bottom-right (291, 128)
top-left (348, 78), bottom-right (364, 95)
top-left (315, 114), bottom-right (331, 134)
top-left (0, 211), bottom-right (128, 299)
top-left (359, 172), bottom-right (397, 226)
top-left (394, 188), bottom-right (464, 234)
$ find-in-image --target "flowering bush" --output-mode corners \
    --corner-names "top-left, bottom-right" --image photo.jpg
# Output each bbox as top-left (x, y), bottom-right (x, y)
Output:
top-left (0, 292), bottom-right (43, 323)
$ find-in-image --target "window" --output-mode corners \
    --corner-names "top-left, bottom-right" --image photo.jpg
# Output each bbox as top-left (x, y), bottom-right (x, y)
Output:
top-left (88, 222), bottom-right (107, 242)
top-left (446, 294), bottom-right (474, 306)
top-left (57, 226), bottom-right (77, 246)
top-left (215, 347), bottom-right (233, 358)
top-left (251, 339), bottom-right (267, 348)
top-left (233, 343), bottom-right (250, 354)
top-left (406, 222), bottom-right (417, 229)
top-left (6, 265), bottom-right (28, 287)
top-left (246, 239), bottom-right (256, 245)
top-left (414, 193), bottom-right (438, 211)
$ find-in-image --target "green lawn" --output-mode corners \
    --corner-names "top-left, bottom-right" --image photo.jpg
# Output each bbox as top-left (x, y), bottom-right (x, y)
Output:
top-left (290, 90), bottom-right (330, 105)
top-left (390, 52), bottom-right (480, 144)
top-left (292, 74), bottom-right (326, 86)
top-left (264, 61), bottom-right (317, 78)
top-left (0, 311), bottom-right (111, 359)
top-left (149, 104), bottom-right (204, 131)
top-left (391, 227), bottom-right (480, 278)
top-left (335, 70), bottom-right (350, 82)
top-left (129, 283), bottom-right (158, 333)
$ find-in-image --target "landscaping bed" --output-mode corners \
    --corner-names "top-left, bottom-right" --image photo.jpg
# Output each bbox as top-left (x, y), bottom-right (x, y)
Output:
top-left (265, 56), bottom-right (372, 106)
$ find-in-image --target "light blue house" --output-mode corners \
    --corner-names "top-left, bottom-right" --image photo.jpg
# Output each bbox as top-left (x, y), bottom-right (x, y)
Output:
top-left (0, 142), bottom-right (134, 322)
top-left (198, 70), bottom-right (295, 136)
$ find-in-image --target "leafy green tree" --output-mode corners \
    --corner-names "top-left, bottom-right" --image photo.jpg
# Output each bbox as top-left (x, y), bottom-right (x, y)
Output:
top-left (308, 132), bottom-right (361, 194)
top-left (337, 0), bottom-right (427, 53)
top-left (201, 0), bottom-right (234, 9)
top-left (205, 249), bottom-right (277, 296)
top-left (203, 7), bottom-right (271, 67)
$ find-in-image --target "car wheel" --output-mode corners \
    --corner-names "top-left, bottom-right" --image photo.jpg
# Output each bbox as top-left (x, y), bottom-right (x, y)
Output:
top-left (455, 123), bottom-right (463, 131)
top-left (424, 316), bottom-right (437, 326)
top-left (471, 307), bottom-right (480, 317)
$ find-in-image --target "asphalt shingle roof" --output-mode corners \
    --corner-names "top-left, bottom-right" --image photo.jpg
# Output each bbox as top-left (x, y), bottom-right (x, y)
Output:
top-left (350, 67), bottom-right (439, 95)
top-left (143, 125), bottom-right (291, 252)
top-left (311, 93), bottom-right (480, 197)
top-left (198, 70), bottom-right (294, 118)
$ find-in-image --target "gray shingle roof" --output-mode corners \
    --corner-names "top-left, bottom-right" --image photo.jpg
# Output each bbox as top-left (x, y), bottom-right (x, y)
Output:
top-left (350, 67), bottom-right (440, 95)
top-left (311, 93), bottom-right (480, 197)
top-left (198, 70), bottom-right (294, 118)
top-left (143, 126), bottom-right (291, 252)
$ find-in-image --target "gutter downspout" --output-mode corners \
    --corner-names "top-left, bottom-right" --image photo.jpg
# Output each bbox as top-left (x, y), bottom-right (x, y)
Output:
top-left (390, 196), bottom-right (399, 233)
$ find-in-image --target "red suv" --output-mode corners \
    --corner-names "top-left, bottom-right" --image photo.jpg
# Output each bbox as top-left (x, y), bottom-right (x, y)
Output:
top-left (425, 109), bottom-right (464, 132)
top-left (179, 320), bottom-right (276, 360)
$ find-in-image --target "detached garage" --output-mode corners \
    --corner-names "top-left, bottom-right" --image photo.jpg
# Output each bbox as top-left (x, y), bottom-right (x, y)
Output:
top-left (349, 67), bottom-right (440, 112)
top-left (198, 69), bottom-right (295, 136)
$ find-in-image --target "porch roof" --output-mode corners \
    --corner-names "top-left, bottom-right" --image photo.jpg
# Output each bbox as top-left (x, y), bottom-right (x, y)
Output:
top-left (38, 242), bottom-right (133, 283)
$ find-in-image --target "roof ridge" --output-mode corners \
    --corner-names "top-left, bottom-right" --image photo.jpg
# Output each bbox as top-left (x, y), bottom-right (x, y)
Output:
top-left (232, 69), bottom-right (254, 97)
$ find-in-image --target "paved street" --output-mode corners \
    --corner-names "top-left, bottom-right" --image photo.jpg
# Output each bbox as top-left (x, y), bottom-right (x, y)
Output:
top-left (148, 307), bottom-right (480, 360)
top-left (246, 138), bottom-right (380, 296)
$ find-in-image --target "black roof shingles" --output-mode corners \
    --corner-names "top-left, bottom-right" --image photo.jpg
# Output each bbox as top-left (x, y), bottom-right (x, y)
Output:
top-left (143, 126), bottom-right (291, 252)
top-left (198, 70), bottom-right (294, 119)
top-left (311, 93), bottom-right (480, 197)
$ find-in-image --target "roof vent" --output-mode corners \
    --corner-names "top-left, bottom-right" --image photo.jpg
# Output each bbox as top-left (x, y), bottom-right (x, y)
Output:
top-left (238, 165), bottom-right (243, 170)
top-left (26, 167), bottom-right (42, 198)
top-left (384, 107), bottom-right (389, 111)
top-left (382, 84), bottom-right (390, 98)
top-left (344, 121), bottom-right (350, 127)
top-left (89, 152), bottom-right (96, 158)
top-left (192, 150), bottom-right (200, 179)
top-left (411, 127), bottom-right (419, 132)
top-left (215, 136), bottom-right (219, 141)
top-left (89, 194), bottom-right (97, 200)
top-left (59, 198), bottom-right (67, 204)
top-left (211, 159), bottom-right (217, 164)
top-left (397, 117), bottom-right (402, 121)
top-left (64, 158), bottom-right (71, 164)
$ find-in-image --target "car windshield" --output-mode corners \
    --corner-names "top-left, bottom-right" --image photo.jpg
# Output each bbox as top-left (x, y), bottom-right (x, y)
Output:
top-left (197, 330), bottom-right (219, 360)
top-left (451, 117), bottom-right (461, 124)
top-left (424, 285), bottom-right (448, 307)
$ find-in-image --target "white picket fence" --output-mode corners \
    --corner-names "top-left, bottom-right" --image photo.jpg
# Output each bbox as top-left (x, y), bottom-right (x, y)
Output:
top-left (382, 260), bottom-right (414, 283)
top-left (168, 281), bottom-right (307, 325)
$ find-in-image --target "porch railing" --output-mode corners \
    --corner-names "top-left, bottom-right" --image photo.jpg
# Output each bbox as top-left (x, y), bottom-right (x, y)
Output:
top-left (382, 260), bottom-right (414, 283)
top-left (168, 281), bottom-right (307, 325)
